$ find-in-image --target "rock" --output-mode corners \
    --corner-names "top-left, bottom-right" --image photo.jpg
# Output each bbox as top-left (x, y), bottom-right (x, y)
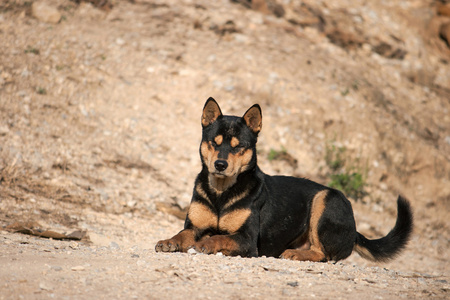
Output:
top-left (115, 38), bottom-right (125, 46)
top-left (32, 1), bottom-right (61, 24)
top-left (187, 248), bottom-right (199, 255)
top-left (0, 125), bottom-right (10, 136)
top-left (51, 266), bottom-right (62, 271)
top-left (110, 241), bottom-right (120, 250)
top-left (439, 22), bottom-right (450, 48)
top-left (437, 4), bottom-right (450, 17)
top-left (39, 282), bottom-right (53, 291)
top-left (69, 241), bottom-right (79, 249)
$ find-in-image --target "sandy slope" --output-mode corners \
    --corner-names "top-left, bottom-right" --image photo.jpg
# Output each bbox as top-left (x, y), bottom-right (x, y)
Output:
top-left (0, 0), bottom-right (449, 298)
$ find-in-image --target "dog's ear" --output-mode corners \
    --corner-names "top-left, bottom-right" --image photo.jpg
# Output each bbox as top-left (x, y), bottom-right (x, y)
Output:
top-left (242, 104), bottom-right (262, 134)
top-left (202, 97), bottom-right (223, 127)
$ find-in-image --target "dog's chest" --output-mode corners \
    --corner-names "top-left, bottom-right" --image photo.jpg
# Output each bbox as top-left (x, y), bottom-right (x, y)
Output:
top-left (188, 194), bottom-right (251, 234)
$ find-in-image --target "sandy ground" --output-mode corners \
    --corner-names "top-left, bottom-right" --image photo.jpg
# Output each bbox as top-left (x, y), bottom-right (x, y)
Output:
top-left (0, 0), bottom-right (449, 298)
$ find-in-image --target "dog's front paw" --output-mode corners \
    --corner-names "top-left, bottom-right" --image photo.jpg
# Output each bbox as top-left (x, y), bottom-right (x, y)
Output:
top-left (155, 238), bottom-right (180, 252)
top-left (280, 249), bottom-right (326, 262)
top-left (155, 229), bottom-right (196, 253)
top-left (194, 238), bottom-right (218, 254)
top-left (193, 235), bottom-right (238, 256)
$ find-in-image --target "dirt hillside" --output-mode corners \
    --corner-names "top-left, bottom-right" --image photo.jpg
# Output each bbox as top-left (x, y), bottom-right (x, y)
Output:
top-left (0, 0), bottom-right (449, 298)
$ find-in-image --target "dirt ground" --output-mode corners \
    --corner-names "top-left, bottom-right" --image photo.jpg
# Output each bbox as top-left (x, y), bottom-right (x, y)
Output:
top-left (0, 0), bottom-right (449, 298)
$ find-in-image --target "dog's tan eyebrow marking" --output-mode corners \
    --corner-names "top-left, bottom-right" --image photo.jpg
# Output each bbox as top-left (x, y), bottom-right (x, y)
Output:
top-left (219, 208), bottom-right (251, 233)
top-left (188, 202), bottom-right (218, 229)
top-left (214, 135), bottom-right (223, 146)
top-left (230, 137), bottom-right (239, 148)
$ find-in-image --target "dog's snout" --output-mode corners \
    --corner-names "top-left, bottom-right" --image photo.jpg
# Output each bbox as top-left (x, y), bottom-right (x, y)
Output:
top-left (214, 160), bottom-right (228, 172)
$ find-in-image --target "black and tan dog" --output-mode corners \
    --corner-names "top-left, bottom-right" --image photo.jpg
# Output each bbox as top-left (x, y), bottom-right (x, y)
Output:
top-left (155, 97), bottom-right (413, 262)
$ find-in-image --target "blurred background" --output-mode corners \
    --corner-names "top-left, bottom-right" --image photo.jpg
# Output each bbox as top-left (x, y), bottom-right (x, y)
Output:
top-left (0, 0), bottom-right (449, 273)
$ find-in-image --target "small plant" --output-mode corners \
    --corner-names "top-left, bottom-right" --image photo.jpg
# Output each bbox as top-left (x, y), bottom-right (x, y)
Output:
top-left (36, 87), bottom-right (47, 95)
top-left (341, 80), bottom-right (359, 96)
top-left (351, 80), bottom-right (359, 91)
top-left (329, 171), bottom-right (365, 200)
top-left (25, 46), bottom-right (40, 55)
top-left (325, 143), bottom-right (346, 171)
top-left (341, 88), bottom-right (350, 96)
top-left (268, 147), bottom-right (287, 161)
top-left (325, 140), bottom-right (366, 200)
top-left (267, 146), bottom-right (298, 168)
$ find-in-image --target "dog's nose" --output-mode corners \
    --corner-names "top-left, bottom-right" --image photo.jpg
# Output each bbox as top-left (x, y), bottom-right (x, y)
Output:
top-left (214, 160), bottom-right (228, 172)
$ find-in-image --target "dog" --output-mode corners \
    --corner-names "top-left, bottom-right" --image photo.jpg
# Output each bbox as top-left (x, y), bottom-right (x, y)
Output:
top-left (155, 97), bottom-right (413, 262)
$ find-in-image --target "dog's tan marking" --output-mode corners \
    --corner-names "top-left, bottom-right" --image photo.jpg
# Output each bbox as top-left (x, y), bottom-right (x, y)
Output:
top-left (236, 149), bottom-right (253, 172)
top-left (195, 183), bottom-right (212, 205)
top-left (309, 190), bottom-right (327, 250)
top-left (214, 135), bottom-right (223, 146)
top-left (280, 190), bottom-right (328, 262)
top-left (230, 137), bottom-right (239, 148)
top-left (208, 148), bottom-right (254, 193)
top-left (208, 175), bottom-right (236, 195)
top-left (188, 202), bottom-right (217, 229)
top-left (219, 208), bottom-right (251, 233)
top-left (201, 141), bottom-right (219, 172)
top-left (223, 189), bottom-right (249, 210)
top-left (354, 244), bottom-right (376, 261)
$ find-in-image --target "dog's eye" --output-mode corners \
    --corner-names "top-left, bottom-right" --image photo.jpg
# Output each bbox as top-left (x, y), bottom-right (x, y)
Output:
top-left (233, 143), bottom-right (247, 151)
top-left (237, 141), bottom-right (249, 149)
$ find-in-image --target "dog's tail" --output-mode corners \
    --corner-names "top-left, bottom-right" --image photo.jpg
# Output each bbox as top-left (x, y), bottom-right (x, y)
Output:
top-left (354, 196), bottom-right (413, 262)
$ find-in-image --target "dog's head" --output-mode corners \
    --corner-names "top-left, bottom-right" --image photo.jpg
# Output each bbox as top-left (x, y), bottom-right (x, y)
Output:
top-left (200, 97), bottom-right (262, 181)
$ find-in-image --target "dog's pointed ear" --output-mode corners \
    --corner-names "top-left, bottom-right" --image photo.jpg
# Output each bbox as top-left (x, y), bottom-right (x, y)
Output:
top-left (242, 104), bottom-right (262, 134)
top-left (202, 97), bottom-right (223, 127)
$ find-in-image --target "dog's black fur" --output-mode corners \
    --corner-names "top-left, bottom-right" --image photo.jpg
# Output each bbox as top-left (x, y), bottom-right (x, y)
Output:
top-left (155, 97), bottom-right (413, 262)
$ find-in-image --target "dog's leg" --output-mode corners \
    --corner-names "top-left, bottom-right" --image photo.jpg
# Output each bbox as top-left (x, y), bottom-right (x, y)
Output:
top-left (155, 229), bottom-right (196, 253)
top-left (280, 190), bottom-right (328, 262)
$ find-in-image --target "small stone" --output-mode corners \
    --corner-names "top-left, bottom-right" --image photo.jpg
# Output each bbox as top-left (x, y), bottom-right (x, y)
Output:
top-left (439, 22), bottom-right (450, 50)
top-left (136, 259), bottom-right (146, 266)
top-left (0, 126), bottom-right (9, 136)
top-left (110, 241), bottom-right (120, 250)
top-left (69, 241), bottom-right (79, 249)
top-left (39, 282), bottom-right (53, 291)
top-left (187, 248), bottom-right (199, 255)
top-left (234, 33), bottom-right (249, 43)
top-left (71, 265), bottom-right (85, 271)
top-left (32, 1), bottom-right (61, 24)
top-left (116, 38), bottom-right (125, 46)
top-left (51, 266), bottom-right (62, 271)
top-left (438, 3), bottom-right (450, 17)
